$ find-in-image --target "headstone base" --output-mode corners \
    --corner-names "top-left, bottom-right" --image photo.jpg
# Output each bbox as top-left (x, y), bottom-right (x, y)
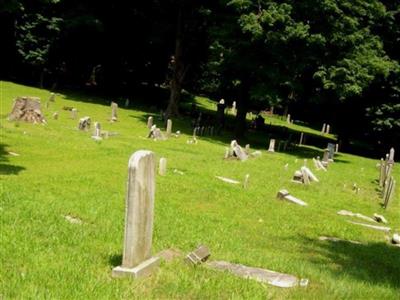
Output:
top-left (112, 256), bottom-right (160, 278)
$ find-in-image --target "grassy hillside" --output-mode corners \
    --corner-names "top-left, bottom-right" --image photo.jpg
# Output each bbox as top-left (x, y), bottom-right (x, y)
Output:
top-left (1, 81), bottom-right (399, 299)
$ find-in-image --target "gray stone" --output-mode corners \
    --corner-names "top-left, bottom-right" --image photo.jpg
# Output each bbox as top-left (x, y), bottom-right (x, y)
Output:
top-left (321, 123), bottom-right (326, 133)
top-left (78, 116), bottom-right (91, 131)
top-left (166, 119), bottom-right (172, 137)
top-left (111, 102), bottom-right (118, 122)
top-left (206, 260), bottom-right (299, 288)
top-left (112, 150), bottom-right (160, 278)
top-left (388, 147), bottom-right (395, 164)
top-left (327, 143), bottom-right (335, 160)
top-left (302, 166), bottom-right (319, 182)
top-left (216, 176), bottom-right (240, 184)
top-left (277, 189), bottom-right (308, 206)
top-left (185, 245), bottom-right (210, 265)
top-left (268, 139), bottom-right (275, 152)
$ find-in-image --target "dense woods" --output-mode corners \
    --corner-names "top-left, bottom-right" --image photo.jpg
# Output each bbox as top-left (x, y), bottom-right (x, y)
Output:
top-left (1, 0), bottom-right (399, 154)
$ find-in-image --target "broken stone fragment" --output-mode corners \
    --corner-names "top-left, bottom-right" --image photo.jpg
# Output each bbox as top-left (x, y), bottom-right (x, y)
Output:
top-left (277, 189), bottom-right (308, 206)
top-left (392, 233), bottom-right (400, 244)
top-left (185, 245), bottom-right (210, 265)
top-left (373, 213), bottom-right (388, 224)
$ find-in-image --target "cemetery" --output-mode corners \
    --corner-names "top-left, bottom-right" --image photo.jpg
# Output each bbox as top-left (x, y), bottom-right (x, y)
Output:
top-left (0, 81), bottom-right (399, 299)
top-left (1, 1), bottom-right (400, 298)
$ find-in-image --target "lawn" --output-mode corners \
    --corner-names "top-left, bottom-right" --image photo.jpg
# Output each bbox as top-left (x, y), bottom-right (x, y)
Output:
top-left (1, 81), bottom-right (399, 299)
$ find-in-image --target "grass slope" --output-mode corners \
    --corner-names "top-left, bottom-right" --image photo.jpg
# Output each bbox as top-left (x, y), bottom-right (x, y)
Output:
top-left (1, 81), bottom-right (399, 299)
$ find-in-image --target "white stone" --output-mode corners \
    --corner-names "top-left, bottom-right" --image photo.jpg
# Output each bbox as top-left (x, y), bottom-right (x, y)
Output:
top-left (215, 176), bottom-right (240, 184)
top-left (243, 174), bottom-right (250, 189)
top-left (347, 221), bottom-right (391, 232)
top-left (301, 167), bottom-right (319, 182)
top-left (268, 139), bottom-right (275, 152)
top-left (111, 102), bottom-right (118, 121)
top-left (112, 150), bottom-right (159, 278)
top-left (147, 116), bottom-right (153, 129)
top-left (166, 119), bottom-right (172, 137)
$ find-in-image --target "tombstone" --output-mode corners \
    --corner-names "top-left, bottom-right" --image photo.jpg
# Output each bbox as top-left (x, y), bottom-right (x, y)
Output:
top-left (230, 140), bottom-right (248, 161)
top-left (335, 144), bottom-right (339, 153)
top-left (383, 177), bottom-right (396, 209)
top-left (245, 144), bottom-right (250, 155)
top-left (327, 143), bottom-right (335, 160)
top-left (326, 124), bottom-right (330, 134)
top-left (111, 102), bottom-right (118, 122)
top-left (322, 149), bottom-right (329, 166)
top-left (299, 132), bottom-right (304, 146)
top-left (125, 98), bottom-right (130, 107)
top-left (321, 123), bottom-right (326, 134)
top-left (302, 167), bottom-right (319, 182)
top-left (200, 126), bottom-right (205, 136)
top-left (147, 116), bottom-right (153, 129)
top-left (276, 189), bottom-right (308, 206)
top-left (8, 96), bottom-right (46, 124)
top-left (379, 158), bottom-right (386, 187)
top-left (112, 151), bottom-right (160, 278)
top-left (231, 101), bottom-right (237, 115)
top-left (224, 147), bottom-right (230, 159)
top-left (268, 139), bottom-right (275, 152)
top-left (243, 174), bottom-right (250, 189)
top-left (159, 158), bottom-right (167, 176)
top-left (292, 170), bottom-right (303, 184)
top-left (185, 245), bottom-right (210, 265)
top-left (286, 114), bottom-right (291, 124)
top-left (78, 116), bottom-right (91, 131)
top-left (148, 125), bottom-right (164, 140)
top-left (166, 119), bottom-right (172, 137)
top-left (217, 100), bottom-right (226, 127)
top-left (49, 92), bottom-right (56, 102)
top-left (388, 148), bottom-right (395, 164)
top-left (92, 122), bottom-right (102, 140)
top-left (53, 112), bottom-right (59, 120)
top-left (71, 108), bottom-right (77, 119)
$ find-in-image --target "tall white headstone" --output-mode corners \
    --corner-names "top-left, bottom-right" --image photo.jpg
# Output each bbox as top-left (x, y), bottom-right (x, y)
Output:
top-left (147, 116), bottom-right (153, 129)
top-left (166, 119), bottom-right (172, 137)
top-left (388, 147), bottom-right (395, 164)
top-left (321, 123), bottom-right (326, 134)
top-left (112, 151), bottom-right (160, 278)
top-left (326, 124), bottom-right (330, 134)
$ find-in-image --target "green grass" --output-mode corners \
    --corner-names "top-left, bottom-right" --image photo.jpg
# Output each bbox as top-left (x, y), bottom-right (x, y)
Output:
top-left (1, 81), bottom-right (399, 299)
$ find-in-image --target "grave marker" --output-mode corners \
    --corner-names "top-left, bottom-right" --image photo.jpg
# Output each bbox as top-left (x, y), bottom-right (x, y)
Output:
top-left (147, 116), bottom-right (153, 129)
top-left (159, 158), bottom-right (167, 176)
top-left (111, 102), bottom-right (118, 122)
top-left (166, 119), bottom-right (172, 137)
top-left (112, 151), bottom-right (160, 278)
top-left (268, 139), bottom-right (275, 152)
top-left (78, 116), bottom-right (91, 131)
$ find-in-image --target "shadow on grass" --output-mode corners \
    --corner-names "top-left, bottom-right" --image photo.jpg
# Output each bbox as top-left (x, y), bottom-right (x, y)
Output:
top-left (0, 143), bottom-right (25, 175)
top-left (109, 254), bottom-right (122, 267)
top-left (302, 236), bottom-right (400, 289)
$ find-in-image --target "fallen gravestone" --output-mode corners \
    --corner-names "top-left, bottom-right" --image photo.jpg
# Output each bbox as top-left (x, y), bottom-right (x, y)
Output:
top-left (337, 210), bottom-right (377, 223)
top-left (112, 151), bottom-right (160, 278)
top-left (206, 261), bottom-right (300, 288)
top-left (373, 213), bottom-right (388, 224)
top-left (9, 97), bottom-right (46, 124)
top-left (215, 176), bottom-right (240, 185)
top-left (347, 221), bottom-right (391, 232)
top-left (319, 236), bottom-right (361, 245)
top-left (277, 189), bottom-right (308, 206)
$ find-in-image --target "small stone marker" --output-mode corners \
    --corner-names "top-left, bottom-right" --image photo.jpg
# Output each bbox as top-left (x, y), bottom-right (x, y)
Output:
top-left (268, 139), bottom-right (275, 152)
top-left (301, 168), bottom-right (310, 184)
top-left (276, 189), bottom-right (308, 206)
top-left (245, 144), bottom-right (250, 155)
top-left (49, 92), bottom-right (56, 102)
top-left (379, 158), bottom-right (385, 187)
top-left (243, 174), bottom-right (250, 189)
top-left (112, 150), bottom-right (160, 279)
top-left (166, 119), bottom-right (172, 137)
top-left (206, 261), bottom-right (299, 288)
top-left (8, 151), bottom-right (20, 156)
top-left (388, 147), bottom-right (395, 164)
top-left (148, 125), bottom-right (165, 140)
top-left (326, 124), bottom-right (330, 134)
top-left (78, 116), bottom-right (91, 131)
top-left (71, 108), bottom-right (77, 119)
top-left (321, 123), bottom-right (326, 134)
top-left (286, 114), bottom-right (291, 124)
top-left (335, 144), bottom-right (339, 153)
top-left (125, 98), bottom-right (130, 107)
top-left (327, 143), bottom-right (335, 160)
top-left (185, 245), bottom-right (210, 265)
top-left (347, 220), bottom-right (391, 232)
top-left (216, 176), bottom-right (240, 184)
top-left (322, 149), bottom-right (329, 166)
top-left (53, 112), bottom-right (58, 120)
top-left (147, 116), bottom-right (153, 129)
top-left (159, 157), bottom-right (167, 176)
top-left (230, 140), bottom-right (248, 161)
top-left (111, 102), bottom-right (118, 122)
top-left (92, 122), bottom-right (102, 140)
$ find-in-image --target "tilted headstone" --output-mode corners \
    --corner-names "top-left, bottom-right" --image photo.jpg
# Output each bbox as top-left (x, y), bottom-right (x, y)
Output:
top-left (112, 151), bottom-right (160, 278)
top-left (78, 116), bottom-right (91, 131)
top-left (148, 125), bottom-right (164, 140)
top-left (383, 177), bottom-right (396, 209)
top-left (322, 149), bottom-right (329, 165)
top-left (166, 119), bottom-right (172, 137)
top-left (111, 102), bottom-right (118, 122)
top-left (147, 116), bottom-right (153, 129)
top-left (159, 158), bottom-right (167, 176)
top-left (268, 139), bottom-right (275, 152)
top-left (321, 123), bottom-right (326, 134)
top-left (230, 140), bottom-right (248, 161)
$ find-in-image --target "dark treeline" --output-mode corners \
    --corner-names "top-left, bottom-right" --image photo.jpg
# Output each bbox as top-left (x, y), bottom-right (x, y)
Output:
top-left (1, 0), bottom-right (399, 155)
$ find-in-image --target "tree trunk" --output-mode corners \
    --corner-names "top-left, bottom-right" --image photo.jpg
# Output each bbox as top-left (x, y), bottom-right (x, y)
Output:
top-left (166, 7), bottom-right (184, 118)
top-left (234, 79), bottom-right (250, 140)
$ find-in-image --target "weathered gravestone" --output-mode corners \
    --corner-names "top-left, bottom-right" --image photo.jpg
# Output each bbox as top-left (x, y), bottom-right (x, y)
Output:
top-left (388, 147), bottom-right (395, 164)
top-left (112, 151), bottom-right (160, 278)
top-left (8, 97), bottom-right (46, 124)
top-left (147, 116), bottom-right (153, 129)
top-left (111, 102), bottom-right (118, 122)
top-left (277, 189), bottom-right (308, 206)
top-left (148, 125), bottom-right (164, 140)
top-left (321, 123), bottom-right (326, 134)
top-left (327, 143), bottom-right (335, 160)
top-left (71, 108), bottom-right (77, 119)
top-left (383, 177), bottom-right (396, 209)
top-left (166, 119), bottom-right (172, 137)
top-left (268, 139), bottom-right (275, 152)
top-left (78, 116), bottom-right (91, 131)
top-left (92, 122), bottom-right (102, 140)
top-left (230, 140), bottom-right (248, 161)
